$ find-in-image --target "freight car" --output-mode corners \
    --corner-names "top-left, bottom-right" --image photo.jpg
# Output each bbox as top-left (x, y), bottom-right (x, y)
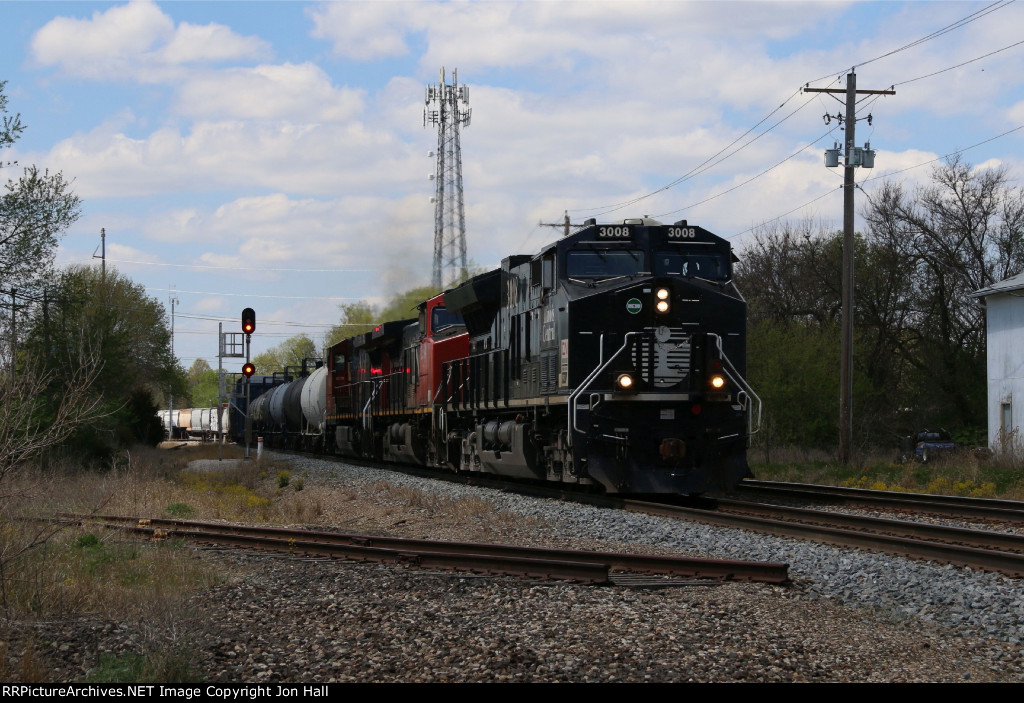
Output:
top-left (250, 217), bottom-right (760, 494)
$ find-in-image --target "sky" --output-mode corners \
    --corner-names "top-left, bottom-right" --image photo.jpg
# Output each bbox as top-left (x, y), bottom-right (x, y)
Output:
top-left (2, 0), bottom-right (1023, 374)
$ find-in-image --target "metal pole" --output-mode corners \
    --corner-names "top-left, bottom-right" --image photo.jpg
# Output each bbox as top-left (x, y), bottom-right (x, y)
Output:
top-left (839, 70), bottom-right (856, 465)
top-left (245, 332), bottom-right (251, 459)
top-left (217, 322), bottom-right (223, 461)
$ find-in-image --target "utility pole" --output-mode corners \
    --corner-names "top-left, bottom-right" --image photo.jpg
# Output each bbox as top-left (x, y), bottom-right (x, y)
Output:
top-left (539, 211), bottom-right (574, 238)
top-left (167, 291), bottom-right (178, 439)
top-left (93, 228), bottom-right (106, 281)
top-left (804, 70), bottom-right (894, 465)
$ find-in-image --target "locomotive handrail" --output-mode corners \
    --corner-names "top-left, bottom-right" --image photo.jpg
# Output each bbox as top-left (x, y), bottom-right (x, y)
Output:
top-left (708, 333), bottom-right (762, 436)
top-left (361, 379), bottom-right (382, 432)
top-left (569, 331), bottom-right (642, 438)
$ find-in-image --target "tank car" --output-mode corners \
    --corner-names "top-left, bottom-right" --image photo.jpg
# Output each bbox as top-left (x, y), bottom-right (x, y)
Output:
top-left (316, 217), bottom-right (759, 495)
top-left (247, 363), bottom-right (328, 450)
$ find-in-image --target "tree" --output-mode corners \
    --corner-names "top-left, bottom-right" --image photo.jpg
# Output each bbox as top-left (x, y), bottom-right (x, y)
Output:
top-left (324, 285), bottom-right (441, 349)
top-left (0, 82), bottom-right (81, 369)
top-left (737, 159), bottom-right (1024, 452)
top-left (862, 157), bottom-right (1024, 427)
top-left (186, 358), bottom-right (220, 407)
top-left (252, 334), bottom-right (319, 376)
top-left (20, 265), bottom-right (185, 459)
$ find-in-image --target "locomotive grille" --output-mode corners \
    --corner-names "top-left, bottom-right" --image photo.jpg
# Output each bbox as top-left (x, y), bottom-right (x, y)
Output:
top-left (631, 328), bottom-right (691, 388)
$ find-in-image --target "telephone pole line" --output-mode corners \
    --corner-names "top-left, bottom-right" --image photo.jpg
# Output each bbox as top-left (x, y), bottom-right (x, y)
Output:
top-left (804, 69), bottom-right (894, 465)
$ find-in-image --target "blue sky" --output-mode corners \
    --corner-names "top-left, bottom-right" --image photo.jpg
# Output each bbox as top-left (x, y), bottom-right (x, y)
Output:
top-left (2, 0), bottom-right (1023, 372)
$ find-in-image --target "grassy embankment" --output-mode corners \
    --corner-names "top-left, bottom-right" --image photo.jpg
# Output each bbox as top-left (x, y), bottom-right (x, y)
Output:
top-left (749, 446), bottom-right (1024, 499)
top-left (0, 443), bottom-right (316, 683)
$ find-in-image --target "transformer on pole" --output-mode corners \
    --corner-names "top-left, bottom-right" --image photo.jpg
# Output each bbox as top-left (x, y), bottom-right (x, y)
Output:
top-left (424, 67), bottom-right (472, 289)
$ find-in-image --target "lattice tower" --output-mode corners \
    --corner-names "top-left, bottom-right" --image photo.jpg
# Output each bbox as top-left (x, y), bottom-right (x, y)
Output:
top-left (424, 67), bottom-right (472, 289)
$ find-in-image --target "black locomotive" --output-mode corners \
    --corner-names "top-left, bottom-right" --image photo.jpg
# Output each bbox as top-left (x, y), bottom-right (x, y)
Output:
top-left (244, 217), bottom-right (759, 495)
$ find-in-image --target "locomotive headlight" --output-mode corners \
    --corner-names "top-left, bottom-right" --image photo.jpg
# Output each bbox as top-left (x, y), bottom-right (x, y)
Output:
top-left (656, 288), bottom-right (670, 300)
top-left (710, 375), bottom-right (726, 389)
top-left (616, 374), bottom-right (634, 390)
top-left (656, 300), bottom-right (670, 313)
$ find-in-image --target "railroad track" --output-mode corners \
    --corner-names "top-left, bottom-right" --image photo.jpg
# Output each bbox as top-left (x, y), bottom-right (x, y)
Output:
top-left (620, 496), bottom-right (1024, 578)
top-left (736, 479), bottom-right (1024, 523)
top-left (203, 450), bottom-right (1024, 578)
top-left (62, 514), bottom-right (790, 586)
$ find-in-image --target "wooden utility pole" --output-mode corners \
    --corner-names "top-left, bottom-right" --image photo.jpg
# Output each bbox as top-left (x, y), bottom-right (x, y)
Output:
top-left (804, 70), bottom-right (894, 465)
top-left (539, 211), bottom-right (573, 237)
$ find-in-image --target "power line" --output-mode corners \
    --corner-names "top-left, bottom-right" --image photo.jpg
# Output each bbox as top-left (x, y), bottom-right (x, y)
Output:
top-left (652, 126), bottom-right (839, 219)
top-left (805, 0), bottom-right (1014, 84)
top-left (893, 37), bottom-right (1024, 87)
top-left (96, 258), bottom-right (379, 273)
top-left (145, 287), bottom-right (363, 302)
top-left (569, 1), bottom-right (1015, 222)
top-left (727, 122), bottom-right (1024, 242)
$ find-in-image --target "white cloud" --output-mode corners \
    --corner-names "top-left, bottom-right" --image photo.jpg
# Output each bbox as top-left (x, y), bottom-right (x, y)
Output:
top-left (175, 63), bottom-right (365, 121)
top-left (31, 0), bottom-right (269, 81)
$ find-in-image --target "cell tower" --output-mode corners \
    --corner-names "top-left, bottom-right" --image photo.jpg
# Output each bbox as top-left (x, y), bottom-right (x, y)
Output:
top-left (424, 67), bottom-right (472, 289)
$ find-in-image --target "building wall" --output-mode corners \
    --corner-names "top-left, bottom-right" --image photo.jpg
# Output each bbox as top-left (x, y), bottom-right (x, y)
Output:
top-left (986, 292), bottom-right (1024, 450)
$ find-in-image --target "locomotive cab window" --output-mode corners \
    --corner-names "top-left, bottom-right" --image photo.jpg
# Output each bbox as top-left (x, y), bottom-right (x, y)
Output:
top-left (654, 251), bottom-right (728, 280)
top-left (566, 250), bottom-right (644, 279)
top-left (431, 306), bottom-right (465, 333)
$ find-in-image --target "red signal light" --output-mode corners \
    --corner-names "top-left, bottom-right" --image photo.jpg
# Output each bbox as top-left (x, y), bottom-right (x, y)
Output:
top-left (242, 307), bottom-right (255, 335)
top-left (242, 362), bottom-right (255, 377)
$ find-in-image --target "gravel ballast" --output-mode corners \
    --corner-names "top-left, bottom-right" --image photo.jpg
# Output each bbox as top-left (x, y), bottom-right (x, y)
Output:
top-left (19, 453), bottom-right (1024, 682)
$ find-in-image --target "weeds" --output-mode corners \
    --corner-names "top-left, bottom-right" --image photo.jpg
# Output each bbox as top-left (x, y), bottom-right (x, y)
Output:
top-left (750, 444), bottom-right (1024, 499)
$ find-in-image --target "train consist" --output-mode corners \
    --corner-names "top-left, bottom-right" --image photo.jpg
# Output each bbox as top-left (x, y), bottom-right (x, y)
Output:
top-left (235, 217), bottom-right (760, 494)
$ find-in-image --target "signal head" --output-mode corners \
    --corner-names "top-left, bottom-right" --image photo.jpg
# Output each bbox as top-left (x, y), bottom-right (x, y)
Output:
top-left (242, 307), bottom-right (256, 335)
top-left (242, 362), bottom-right (255, 378)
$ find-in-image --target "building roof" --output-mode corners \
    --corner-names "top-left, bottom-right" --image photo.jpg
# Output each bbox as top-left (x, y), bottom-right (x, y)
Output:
top-left (972, 270), bottom-right (1024, 298)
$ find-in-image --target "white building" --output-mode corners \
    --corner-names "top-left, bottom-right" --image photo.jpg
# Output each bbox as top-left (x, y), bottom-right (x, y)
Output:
top-left (973, 272), bottom-right (1024, 451)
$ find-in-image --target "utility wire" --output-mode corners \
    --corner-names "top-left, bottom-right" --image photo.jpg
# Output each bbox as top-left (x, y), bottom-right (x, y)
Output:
top-left (145, 287), bottom-right (364, 302)
top-left (570, 1), bottom-right (1015, 220)
top-left (653, 126), bottom-right (840, 219)
top-left (893, 37), bottom-right (1024, 86)
top-left (805, 0), bottom-right (1014, 84)
top-left (727, 123), bottom-right (1024, 241)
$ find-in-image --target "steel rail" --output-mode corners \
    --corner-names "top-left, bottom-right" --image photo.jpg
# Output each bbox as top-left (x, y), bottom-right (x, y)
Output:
top-left (617, 499), bottom-right (1024, 578)
top-left (737, 479), bottom-right (1024, 522)
top-left (715, 498), bottom-right (1024, 554)
top-left (64, 514), bottom-right (791, 585)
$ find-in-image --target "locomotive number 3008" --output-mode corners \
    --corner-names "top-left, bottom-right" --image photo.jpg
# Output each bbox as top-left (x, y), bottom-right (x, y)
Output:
top-left (667, 227), bottom-right (697, 238)
top-left (597, 226), bottom-right (631, 238)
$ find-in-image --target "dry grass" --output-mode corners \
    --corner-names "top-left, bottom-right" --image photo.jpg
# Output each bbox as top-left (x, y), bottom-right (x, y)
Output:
top-left (749, 443), bottom-right (1024, 499)
top-left (368, 480), bottom-right (536, 530)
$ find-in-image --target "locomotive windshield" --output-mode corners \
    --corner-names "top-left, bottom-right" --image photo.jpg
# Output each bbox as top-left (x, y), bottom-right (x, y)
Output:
top-left (431, 306), bottom-right (465, 332)
top-left (566, 250), bottom-right (645, 278)
top-left (653, 251), bottom-right (728, 281)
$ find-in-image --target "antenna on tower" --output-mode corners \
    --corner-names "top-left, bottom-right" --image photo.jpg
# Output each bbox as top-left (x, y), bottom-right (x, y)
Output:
top-left (424, 67), bottom-right (472, 289)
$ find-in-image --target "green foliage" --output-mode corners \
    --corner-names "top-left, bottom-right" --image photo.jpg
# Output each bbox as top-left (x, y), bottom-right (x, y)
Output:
top-left (747, 320), bottom-right (840, 448)
top-left (277, 470), bottom-right (290, 488)
top-left (325, 284), bottom-right (440, 349)
top-left (165, 502), bottom-right (194, 518)
top-left (86, 648), bottom-right (196, 684)
top-left (0, 82), bottom-right (81, 301)
top-left (19, 266), bottom-right (184, 463)
top-left (738, 159), bottom-right (1024, 452)
top-left (75, 533), bottom-right (100, 548)
top-left (252, 334), bottom-right (318, 376)
top-left (186, 358), bottom-right (220, 407)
